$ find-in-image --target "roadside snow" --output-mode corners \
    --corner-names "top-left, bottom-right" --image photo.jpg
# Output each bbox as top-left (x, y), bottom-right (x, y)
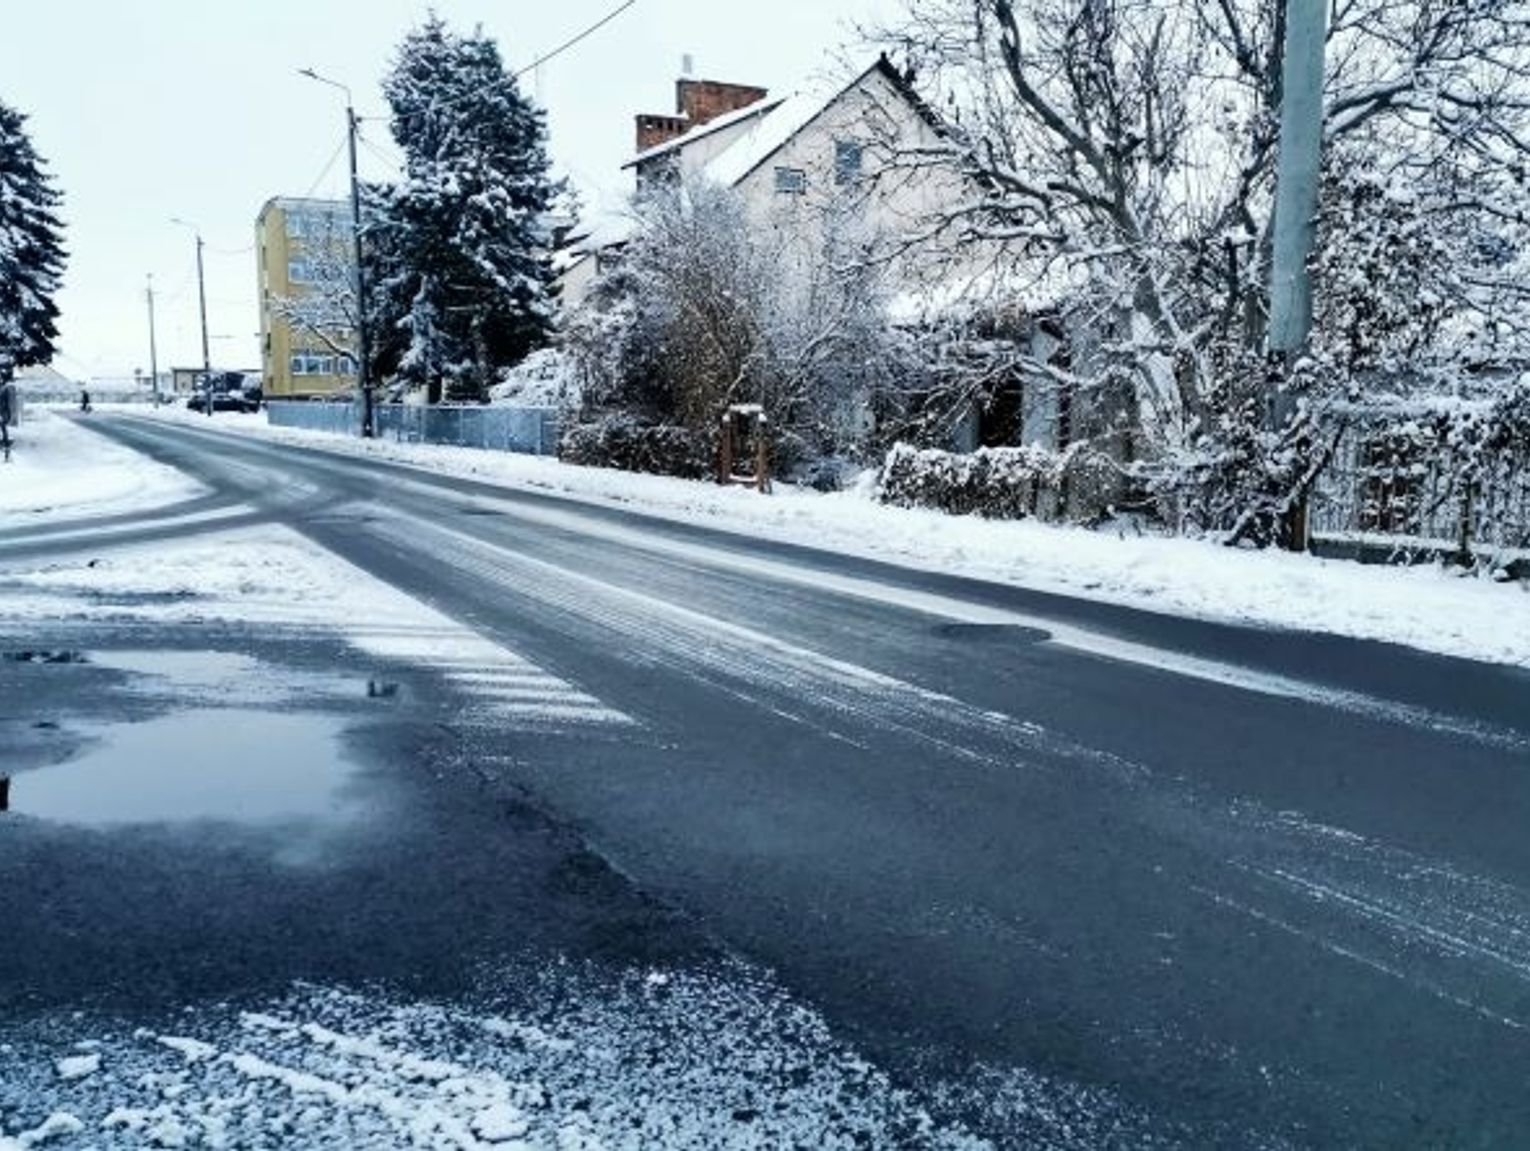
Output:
top-left (0, 521), bottom-right (628, 730)
top-left (0, 408), bottom-right (204, 526)
top-left (133, 406), bottom-right (1530, 668)
top-left (1, 962), bottom-right (1110, 1149)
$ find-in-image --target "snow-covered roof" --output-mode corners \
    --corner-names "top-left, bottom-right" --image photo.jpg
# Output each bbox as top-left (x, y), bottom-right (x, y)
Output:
top-left (702, 86), bottom-right (831, 188)
top-left (558, 210), bottom-right (637, 265)
top-left (629, 57), bottom-right (943, 191)
top-left (622, 97), bottom-right (787, 170)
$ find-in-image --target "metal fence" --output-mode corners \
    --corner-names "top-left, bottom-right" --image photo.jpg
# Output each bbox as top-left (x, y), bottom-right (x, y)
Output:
top-left (266, 401), bottom-right (560, 457)
top-left (1310, 413), bottom-right (1530, 561)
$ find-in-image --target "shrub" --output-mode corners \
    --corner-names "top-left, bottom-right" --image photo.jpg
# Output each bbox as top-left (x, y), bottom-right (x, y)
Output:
top-left (877, 442), bottom-right (1115, 520)
top-left (559, 414), bottom-right (713, 479)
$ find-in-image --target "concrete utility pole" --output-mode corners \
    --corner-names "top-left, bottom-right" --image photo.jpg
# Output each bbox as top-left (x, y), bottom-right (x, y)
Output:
top-left (146, 274), bottom-right (160, 407)
top-left (299, 67), bottom-right (375, 439)
top-left (1266, 0), bottom-right (1329, 550)
top-left (172, 217), bottom-right (214, 418)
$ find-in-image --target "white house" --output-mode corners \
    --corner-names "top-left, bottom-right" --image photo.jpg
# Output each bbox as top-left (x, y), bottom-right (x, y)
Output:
top-left (559, 57), bottom-right (1084, 457)
top-left (560, 57), bottom-right (970, 306)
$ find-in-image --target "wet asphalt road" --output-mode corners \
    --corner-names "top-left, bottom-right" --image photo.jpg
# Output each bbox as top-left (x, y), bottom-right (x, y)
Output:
top-left (4, 412), bottom-right (1530, 1148)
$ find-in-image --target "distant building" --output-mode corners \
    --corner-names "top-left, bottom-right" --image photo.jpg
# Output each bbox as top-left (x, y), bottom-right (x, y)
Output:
top-left (13, 363), bottom-right (77, 402)
top-left (255, 197), bottom-right (358, 399)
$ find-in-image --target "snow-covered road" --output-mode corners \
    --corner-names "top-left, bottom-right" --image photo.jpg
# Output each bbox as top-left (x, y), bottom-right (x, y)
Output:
top-left (135, 402), bottom-right (1530, 668)
top-left (5, 411), bottom-right (1530, 1147)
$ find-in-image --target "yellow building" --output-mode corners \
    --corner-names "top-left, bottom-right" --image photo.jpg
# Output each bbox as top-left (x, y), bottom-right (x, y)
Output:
top-left (255, 197), bottom-right (358, 399)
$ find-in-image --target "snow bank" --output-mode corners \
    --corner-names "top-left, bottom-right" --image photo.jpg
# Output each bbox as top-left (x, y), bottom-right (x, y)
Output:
top-left (131, 406), bottom-right (1530, 667)
top-left (0, 407), bottom-right (204, 526)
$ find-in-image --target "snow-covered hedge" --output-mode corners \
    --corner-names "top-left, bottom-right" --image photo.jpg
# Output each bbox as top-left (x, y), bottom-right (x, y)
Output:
top-left (559, 414), bottom-right (713, 479)
top-left (877, 442), bottom-right (1112, 520)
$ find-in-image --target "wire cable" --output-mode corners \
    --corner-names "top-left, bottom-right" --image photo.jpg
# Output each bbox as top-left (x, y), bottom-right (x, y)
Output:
top-left (514, 0), bottom-right (639, 77)
top-left (302, 130), bottom-right (350, 200)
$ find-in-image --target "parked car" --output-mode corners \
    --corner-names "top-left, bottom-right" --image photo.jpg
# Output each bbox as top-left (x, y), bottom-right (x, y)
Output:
top-left (186, 389), bottom-right (258, 413)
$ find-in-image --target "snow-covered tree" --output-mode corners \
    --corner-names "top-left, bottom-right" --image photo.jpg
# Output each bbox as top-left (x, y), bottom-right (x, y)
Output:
top-left (569, 179), bottom-right (907, 466)
top-left (271, 212), bottom-right (358, 364)
top-left (878, 0), bottom-right (1530, 540)
top-left (368, 16), bottom-right (558, 403)
top-left (0, 99), bottom-right (66, 383)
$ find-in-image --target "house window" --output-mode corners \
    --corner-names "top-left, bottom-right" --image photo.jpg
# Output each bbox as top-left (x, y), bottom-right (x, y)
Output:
top-left (337, 354), bottom-right (357, 376)
top-left (287, 260), bottom-right (312, 284)
top-left (774, 166), bottom-right (808, 195)
top-left (834, 140), bottom-right (863, 186)
top-left (290, 354), bottom-right (307, 376)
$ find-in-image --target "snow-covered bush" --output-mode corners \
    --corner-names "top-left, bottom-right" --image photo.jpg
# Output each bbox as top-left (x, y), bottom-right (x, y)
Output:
top-left (878, 442), bottom-right (1113, 520)
top-left (489, 347), bottom-right (579, 409)
top-left (558, 414), bottom-right (713, 479)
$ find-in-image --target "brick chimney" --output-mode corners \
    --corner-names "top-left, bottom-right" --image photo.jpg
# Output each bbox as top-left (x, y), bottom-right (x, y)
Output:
top-left (636, 113), bottom-right (690, 152)
top-left (676, 79), bottom-right (768, 126)
top-left (634, 78), bottom-right (769, 153)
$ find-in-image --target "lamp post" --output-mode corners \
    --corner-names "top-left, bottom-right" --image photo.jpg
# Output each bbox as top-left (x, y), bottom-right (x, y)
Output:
top-left (170, 217), bottom-right (213, 418)
top-left (298, 66), bottom-right (374, 439)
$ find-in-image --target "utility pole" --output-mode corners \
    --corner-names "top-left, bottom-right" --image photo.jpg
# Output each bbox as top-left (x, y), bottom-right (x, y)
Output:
top-left (146, 274), bottom-right (160, 407)
top-left (1266, 0), bottom-right (1328, 550)
top-left (194, 233), bottom-right (211, 418)
top-left (172, 217), bottom-right (214, 418)
top-left (300, 67), bottom-right (374, 439)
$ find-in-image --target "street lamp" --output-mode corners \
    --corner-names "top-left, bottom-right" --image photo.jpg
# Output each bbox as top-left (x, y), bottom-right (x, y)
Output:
top-left (169, 217), bottom-right (213, 418)
top-left (298, 66), bottom-right (374, 439)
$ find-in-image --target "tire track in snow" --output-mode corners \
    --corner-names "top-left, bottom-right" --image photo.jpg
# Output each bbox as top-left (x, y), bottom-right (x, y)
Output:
top-left (375, 512), bottom-right (1530, 1038)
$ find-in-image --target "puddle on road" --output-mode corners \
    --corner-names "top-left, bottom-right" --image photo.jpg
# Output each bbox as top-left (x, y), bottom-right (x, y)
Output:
top-left (2, 650), bottom-right (89, 664)
top-left (85, 649), bottom-right (378, 708)
top-left (11, 709), bottom-right (363, 827)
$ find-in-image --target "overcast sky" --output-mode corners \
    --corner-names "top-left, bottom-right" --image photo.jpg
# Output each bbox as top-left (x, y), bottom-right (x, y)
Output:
top-left (4, 0), bottom-right (894, 380)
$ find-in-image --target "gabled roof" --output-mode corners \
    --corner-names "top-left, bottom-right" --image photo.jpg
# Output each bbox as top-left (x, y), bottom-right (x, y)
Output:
top-left (623, 55), bottom-right (948, 190)
top-left (622, 96), bottom-right (787, 170)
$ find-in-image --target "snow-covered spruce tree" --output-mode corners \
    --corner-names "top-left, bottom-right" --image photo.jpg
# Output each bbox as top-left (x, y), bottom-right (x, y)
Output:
top-left (880, 0), bottom-right (1530, 541)
top-left (0, 99), bottom-right (66, 384)
top-left (368, 16), bottom-right (558, 404)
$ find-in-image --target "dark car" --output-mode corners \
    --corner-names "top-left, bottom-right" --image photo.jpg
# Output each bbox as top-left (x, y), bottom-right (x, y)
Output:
top-left (186, 390), bottom-right (258, 413)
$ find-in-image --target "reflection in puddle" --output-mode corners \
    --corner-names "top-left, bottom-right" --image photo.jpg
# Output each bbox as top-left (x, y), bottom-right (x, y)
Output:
top-left (90, 649), bottom-right (361, 707)
top-left (15, 710), bottom-right (362, 827)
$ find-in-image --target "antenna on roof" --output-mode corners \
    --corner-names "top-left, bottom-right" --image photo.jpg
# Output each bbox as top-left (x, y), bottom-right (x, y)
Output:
top-left (681, 53), bottom-right (695, 78)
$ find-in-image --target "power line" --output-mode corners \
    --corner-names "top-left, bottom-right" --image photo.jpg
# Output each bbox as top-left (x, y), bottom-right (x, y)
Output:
top-left (302, 130), bottom-right (351, 200)
top-left (514, 0), bottom-right (639, 77)
top-left (358, 134), bottom-right (403, 178)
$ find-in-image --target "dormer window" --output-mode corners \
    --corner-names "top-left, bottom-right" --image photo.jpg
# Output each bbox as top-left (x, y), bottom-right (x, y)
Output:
top-left (774, 166), bottom-right (808, 195)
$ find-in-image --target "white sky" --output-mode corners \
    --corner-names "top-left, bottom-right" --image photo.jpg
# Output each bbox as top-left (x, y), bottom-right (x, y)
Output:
top-left (3, 0), bottom-right (893, 380)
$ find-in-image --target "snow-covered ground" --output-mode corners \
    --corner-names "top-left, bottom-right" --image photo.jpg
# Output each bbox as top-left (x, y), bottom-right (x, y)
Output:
top-left (0, 408), bottom-right (205, 527)
top-left (136, 404), bottom-right (1530, 668)
top-left (0, 964), bottom-right (1020, 1150)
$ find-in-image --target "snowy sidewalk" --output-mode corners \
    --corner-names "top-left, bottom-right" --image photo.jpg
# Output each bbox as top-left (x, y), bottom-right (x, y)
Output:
top-left (1, 407), bottom-right (204, 528)
top-left (129, 404), bottom-right (1530, 668)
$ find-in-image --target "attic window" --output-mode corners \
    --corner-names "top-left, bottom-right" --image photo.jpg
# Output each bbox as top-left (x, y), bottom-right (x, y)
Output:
top-left (774, 166), bottom-right (808, 195)
top-left (834, 140), bottom-right (863, 186)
